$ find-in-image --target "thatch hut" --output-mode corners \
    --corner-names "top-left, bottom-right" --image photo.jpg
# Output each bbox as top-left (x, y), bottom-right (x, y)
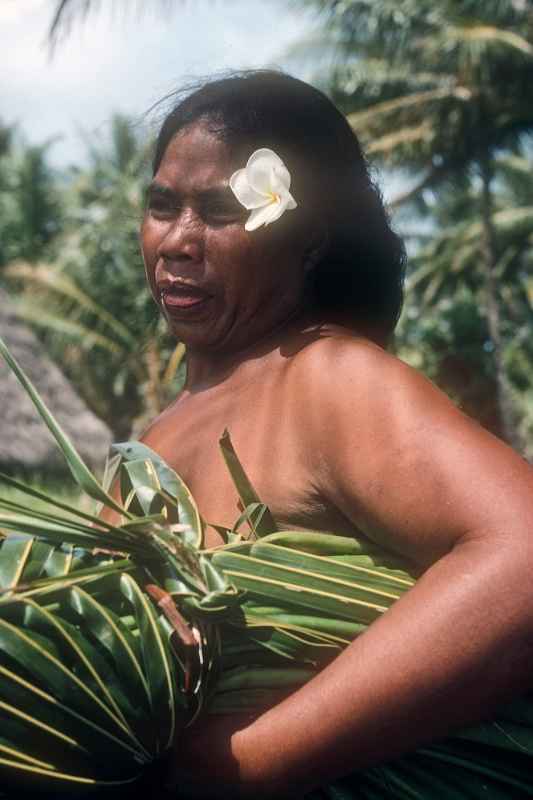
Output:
top-left (0, 289), bottom-right (112, 474)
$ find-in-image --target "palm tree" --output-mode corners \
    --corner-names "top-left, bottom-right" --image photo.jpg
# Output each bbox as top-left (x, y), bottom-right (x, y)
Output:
top-left (397, 156), bottom-right (533, 452)
top-left (0, 121), bottom-right (11, 159)
top-left (0, 132), bottom-right (62, 268)
top-left (298, 0), bottom-right (533, 449)
top-left (48, 0), bottom-right (182, 49)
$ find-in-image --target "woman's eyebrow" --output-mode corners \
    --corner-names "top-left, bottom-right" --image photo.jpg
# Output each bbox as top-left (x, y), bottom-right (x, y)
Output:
top-left (147, 182), bottom-right (178, 201)
top-left (199, 185), bottom-right (234, 201)
top-left (147, 183), bottom-right (232, 201)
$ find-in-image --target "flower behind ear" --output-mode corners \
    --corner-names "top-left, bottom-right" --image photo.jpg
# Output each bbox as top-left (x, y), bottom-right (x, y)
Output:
top-left (230, 148), bottom-right (297, 231)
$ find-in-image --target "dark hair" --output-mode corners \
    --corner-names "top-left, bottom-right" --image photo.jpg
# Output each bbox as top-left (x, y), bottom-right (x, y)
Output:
top-left (153, 70), bottom-right (406, 343)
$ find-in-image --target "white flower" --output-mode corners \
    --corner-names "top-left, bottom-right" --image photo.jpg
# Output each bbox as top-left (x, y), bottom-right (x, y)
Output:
top-left (229, 148), bottom-right (298, 232)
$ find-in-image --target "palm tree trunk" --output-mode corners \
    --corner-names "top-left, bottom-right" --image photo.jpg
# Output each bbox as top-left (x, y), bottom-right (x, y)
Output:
top-left (478, 152), bottom-right (523, 452)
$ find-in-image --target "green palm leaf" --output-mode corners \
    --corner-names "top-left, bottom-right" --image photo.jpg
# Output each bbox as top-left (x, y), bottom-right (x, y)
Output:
top-left (119, 573), bottom-right (177, 754)
top-left (114, 441), bottom-right (203, 547)
top-left (219, 429), bottom-right (277, 537)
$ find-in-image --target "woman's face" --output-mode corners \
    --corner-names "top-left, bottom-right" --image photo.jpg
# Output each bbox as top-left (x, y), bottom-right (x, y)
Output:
top-left (141, 120), bottom-right (308, 353)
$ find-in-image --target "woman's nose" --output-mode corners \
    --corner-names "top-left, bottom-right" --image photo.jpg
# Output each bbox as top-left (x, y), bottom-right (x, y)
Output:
top-left (156, 211), bottom-right (203, 266)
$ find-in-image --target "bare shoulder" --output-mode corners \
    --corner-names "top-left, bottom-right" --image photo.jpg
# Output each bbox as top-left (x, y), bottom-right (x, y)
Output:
top-left (288, 327), bottom-right (452, 423)
top-left (287, 327), bottom-right (533, 566)
top-left (288, 328), bottom-right (523, 467)
top-left (138, 392), bottom-right (187, 449)
top-left (289, 327), bottom-right (387, 373)
top-left (288, 328), bottom-right (468, 474)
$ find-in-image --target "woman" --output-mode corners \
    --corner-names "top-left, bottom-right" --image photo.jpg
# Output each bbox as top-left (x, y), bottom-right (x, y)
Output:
top-left (137, 70), bottom-right (533, 798)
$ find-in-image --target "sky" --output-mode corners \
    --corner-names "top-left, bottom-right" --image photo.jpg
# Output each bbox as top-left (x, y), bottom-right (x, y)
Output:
top-left (2, 0), bottom-right (317, 168)
top-left (1, 0), bottom-right (408, 204)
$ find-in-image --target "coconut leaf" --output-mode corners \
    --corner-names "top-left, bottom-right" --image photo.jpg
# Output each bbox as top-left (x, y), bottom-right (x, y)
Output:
top-left (119, 574), bottom-right (176, 754)
top-left (211, 549), bottom-right (393, 624)
top-left (0, 471), bottom-right (127, 532)
top-left (0, 514), bottom-right (146, 556)
top-left (0, 537), bottom-right (34, 592)
top-left (18, 597), bottom-right (144, 753)
top-left (0, 615), bottom-right (133, 744)
top-left (215, 665), bottom-right (315, 693)
top-left (68, 584), bottom-right (152, 727)
top-left (219, 429), bottom-right (277, 537)
top-left (114, 441), bottom-right (203, 547)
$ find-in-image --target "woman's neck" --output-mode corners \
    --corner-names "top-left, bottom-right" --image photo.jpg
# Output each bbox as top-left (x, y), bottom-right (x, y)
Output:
top-left (183, 306), bottom-right (313, 392)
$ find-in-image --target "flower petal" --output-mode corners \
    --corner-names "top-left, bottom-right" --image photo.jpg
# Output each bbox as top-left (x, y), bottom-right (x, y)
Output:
top-left (285, 192), bottom-right (297, 210)
top-left (270, 162), bottom-right (291, 193)
top-left (246, 148), bottom-right (285, 194)
top-left (229, 168), bottom-right (267, 209)
top-left (263, 195), bottom-right (291, 226)
top-left (245, 201), bottom-right (282, 231)
top-left (267, 167), bottom-right (297, 211)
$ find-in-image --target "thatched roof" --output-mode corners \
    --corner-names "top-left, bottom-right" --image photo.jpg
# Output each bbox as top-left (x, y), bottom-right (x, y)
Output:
top-left (0, 289), bottom-right (112, 473)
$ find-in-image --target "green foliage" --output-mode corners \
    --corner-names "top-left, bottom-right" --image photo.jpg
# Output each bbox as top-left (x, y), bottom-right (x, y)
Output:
top-left (0, 476), bottom-right (81, 520)
top-left (4, 115), bottom-right (185, 439)
top-left (311, 0), bottom-right (533, 164)
top-left (398, 289), bottom-right (503, 436)
top-left (43, 116), bottom-right (162, 436)
top-left (0, 126), bottom-right (63, 268)
top-left (396, 151), bottom-right (533, 453)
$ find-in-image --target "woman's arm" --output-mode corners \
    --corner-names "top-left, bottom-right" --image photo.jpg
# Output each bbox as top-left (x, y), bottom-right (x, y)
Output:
top-left (167, 338), bottom-right (533, 798)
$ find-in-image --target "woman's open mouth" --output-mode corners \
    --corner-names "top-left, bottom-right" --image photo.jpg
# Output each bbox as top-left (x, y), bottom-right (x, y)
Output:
top-left (160, 284), bottom-right (213, 314)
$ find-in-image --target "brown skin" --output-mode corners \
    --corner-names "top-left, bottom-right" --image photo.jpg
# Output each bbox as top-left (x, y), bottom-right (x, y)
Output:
top-left (138, 121), bottom-right (533, 798)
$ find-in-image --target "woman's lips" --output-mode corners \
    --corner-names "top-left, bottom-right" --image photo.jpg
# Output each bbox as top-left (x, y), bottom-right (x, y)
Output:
top-left (160, 285), bottom-right (213, 313)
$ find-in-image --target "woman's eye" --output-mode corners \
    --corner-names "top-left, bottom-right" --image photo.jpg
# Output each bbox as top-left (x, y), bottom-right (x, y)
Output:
top-left (203, 201), bottom-right (244, 224)
top-left (147, 195), bottom-right (179, 218)
top-left (150, 204), bottom-right (174, 218)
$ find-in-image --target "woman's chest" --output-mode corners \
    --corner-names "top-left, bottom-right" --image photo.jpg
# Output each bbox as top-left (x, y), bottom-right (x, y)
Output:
top-left (140, 387), bottom-right (350, 547)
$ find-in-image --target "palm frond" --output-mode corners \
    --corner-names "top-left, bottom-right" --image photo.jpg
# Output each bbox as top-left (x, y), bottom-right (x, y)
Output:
top-left (348, 85), bottom-right (472, 130)
top-left (48, 0), bottom-right (185, 51)
top-left (6, 261), bottom-right (137, 349)
top-left (443, 24), bottom-right (533, 58)
top-left (365, 122), bottom-right (434, 155)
